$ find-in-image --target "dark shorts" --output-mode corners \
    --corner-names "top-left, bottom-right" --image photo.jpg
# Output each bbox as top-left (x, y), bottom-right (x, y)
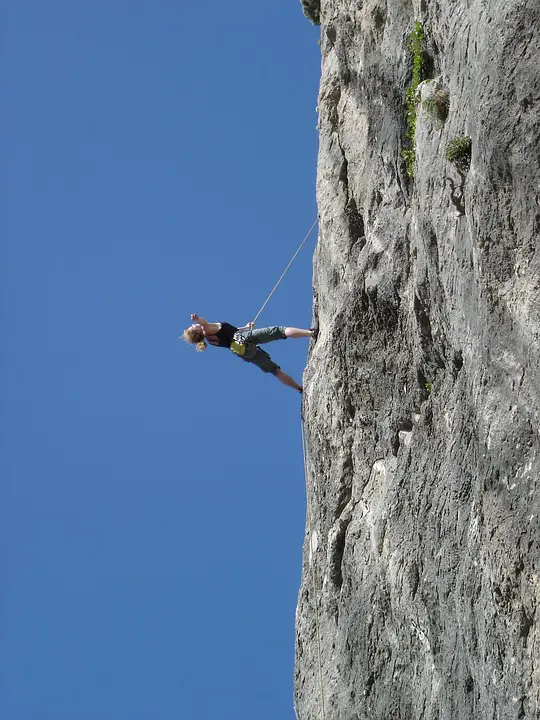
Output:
top-left (232, 326), bottom-right (287, 375)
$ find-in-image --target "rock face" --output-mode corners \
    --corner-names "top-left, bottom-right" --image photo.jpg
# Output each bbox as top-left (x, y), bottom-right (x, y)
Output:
top-left (295, 1), bottom-right (540, 719)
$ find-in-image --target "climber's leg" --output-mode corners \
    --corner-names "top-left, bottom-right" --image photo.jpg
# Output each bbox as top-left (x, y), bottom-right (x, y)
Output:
top-left (276, 368), bottom-right (302, 393)
top-left (284, 327), bottom-right (313, 339)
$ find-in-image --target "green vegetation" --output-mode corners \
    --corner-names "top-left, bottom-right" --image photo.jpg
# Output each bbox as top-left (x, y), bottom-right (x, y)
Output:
top-left (301, 0), bottom-right (321, 25)
top-left (422, 87), bottom-right (449, 126)
top-left (402, 22), bottom-right (427, 177)
top-left (425, 381), bottom-right (432, 395)
top-left (445, 135), bottom-right (472, 174)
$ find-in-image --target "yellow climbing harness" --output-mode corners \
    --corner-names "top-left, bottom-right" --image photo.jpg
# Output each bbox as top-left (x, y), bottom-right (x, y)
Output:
top-left (230, 340), bottom-right (246, 356)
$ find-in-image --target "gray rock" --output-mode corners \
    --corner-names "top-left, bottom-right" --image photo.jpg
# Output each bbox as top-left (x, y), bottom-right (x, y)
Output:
top-left (295, 1), bottom-right (540, 719)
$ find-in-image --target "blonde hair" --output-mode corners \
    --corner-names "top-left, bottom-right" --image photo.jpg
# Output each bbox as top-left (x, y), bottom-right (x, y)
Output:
top-left (182, 326), bottom-right (207, 352)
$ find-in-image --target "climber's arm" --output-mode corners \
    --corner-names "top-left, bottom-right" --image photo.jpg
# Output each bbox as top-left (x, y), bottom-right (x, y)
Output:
top-left (191, 314), bottom-right (221, 335)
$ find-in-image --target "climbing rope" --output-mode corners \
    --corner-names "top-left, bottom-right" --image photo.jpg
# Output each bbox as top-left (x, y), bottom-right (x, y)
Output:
top-left (300, 414), bottom-right (326, 720)
top-left (251, 218), bottom-right (319, 327)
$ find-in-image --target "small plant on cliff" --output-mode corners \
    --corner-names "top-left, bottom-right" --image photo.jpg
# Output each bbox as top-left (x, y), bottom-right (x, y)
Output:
top-left (402, 21), bottom-right (427, 177)
top-left (445, 135), bottom-right (472, 174)
top-left (422, 88), bottom-right (449, 126)
top-left (301, 0), bottom-right (321, 25)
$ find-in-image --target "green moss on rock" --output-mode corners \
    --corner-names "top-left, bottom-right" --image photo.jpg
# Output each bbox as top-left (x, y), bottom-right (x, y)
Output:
top-left (402, 21), bottom-right (427, 178)
top-left (301, 0), bottom-right (321, 25)
top-left (446, 135), bottom-right (472, 173)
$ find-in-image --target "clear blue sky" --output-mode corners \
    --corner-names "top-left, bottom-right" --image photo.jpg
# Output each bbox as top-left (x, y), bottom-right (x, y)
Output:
top-left (2, 1), bottom-right (320, 718)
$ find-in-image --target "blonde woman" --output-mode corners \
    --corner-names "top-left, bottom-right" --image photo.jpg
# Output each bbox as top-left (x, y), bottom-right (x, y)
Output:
top-left (183, 313), bottom-right (317, 393)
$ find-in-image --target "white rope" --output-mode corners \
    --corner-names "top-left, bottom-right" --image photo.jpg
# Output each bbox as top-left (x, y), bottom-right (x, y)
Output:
top-left (251, 218), bottom-right (318, 327)
top-left (301, 414), bottom-right (327, 720)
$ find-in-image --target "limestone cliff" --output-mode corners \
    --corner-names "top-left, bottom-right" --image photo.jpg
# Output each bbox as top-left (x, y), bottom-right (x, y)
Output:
top-left (295, 1), bottom-right (540, 718)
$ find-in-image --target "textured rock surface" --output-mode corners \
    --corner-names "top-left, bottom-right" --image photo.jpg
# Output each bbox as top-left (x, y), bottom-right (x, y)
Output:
top-left (295, 1), bottom-right (540, 718)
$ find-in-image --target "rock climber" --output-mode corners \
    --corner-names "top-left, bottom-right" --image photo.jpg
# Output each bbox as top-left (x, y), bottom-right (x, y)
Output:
top-left (182, 314), bottom-right (317, 393)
